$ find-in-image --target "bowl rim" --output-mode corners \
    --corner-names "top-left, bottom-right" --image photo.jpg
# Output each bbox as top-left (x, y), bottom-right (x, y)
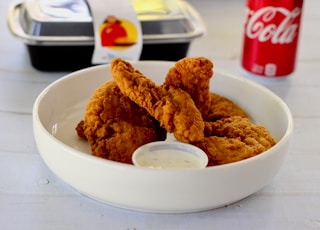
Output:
top-left (33, 61), bottom-right (294, 173)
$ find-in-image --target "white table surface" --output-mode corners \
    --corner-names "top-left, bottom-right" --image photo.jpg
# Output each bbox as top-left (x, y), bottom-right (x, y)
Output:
top-left (1, 0), bottom-right (320, 229)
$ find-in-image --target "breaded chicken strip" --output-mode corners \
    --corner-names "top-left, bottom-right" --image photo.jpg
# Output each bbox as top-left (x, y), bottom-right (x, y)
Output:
top-left (111, 58), bottom-right (204, 143)
top-left (195, 116), bottom-right (276, 166)
top-left (207, 93), bottom-right (248, 121)
top-left (163, 57), bottom-right (213, 120)
top-left (76, 80), bottom-right (166, 164)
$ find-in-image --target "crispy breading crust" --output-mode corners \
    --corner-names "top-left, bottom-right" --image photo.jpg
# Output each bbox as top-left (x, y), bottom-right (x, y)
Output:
top-left (76, 80), bottom-right (166, 164)
top-left (163, 57), bottom-right (213, 120)
top-left (76, 57), bottom-right (276, 167)
top-left (207, 92), bottom-right (248, 121)
top-left (111, 58), bottom-right (204, 143)
top-left (195, 116), bottom-right (276, 166)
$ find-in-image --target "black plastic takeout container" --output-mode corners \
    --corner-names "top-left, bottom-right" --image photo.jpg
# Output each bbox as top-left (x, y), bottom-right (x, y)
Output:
top-left (7, 0), bottom-right (206, 71)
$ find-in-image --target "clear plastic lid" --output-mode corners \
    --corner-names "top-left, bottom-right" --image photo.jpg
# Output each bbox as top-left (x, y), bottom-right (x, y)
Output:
top-left (8, 0), bottom-right (206, 45)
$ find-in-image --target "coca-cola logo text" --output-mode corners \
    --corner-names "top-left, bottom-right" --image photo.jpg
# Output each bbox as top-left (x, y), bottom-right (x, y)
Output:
top-left (245, 7), bottom-right (301, 44)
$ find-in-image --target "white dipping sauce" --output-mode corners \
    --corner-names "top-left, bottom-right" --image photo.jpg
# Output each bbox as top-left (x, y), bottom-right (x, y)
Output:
top-left (132, 141), bottom-right (208, 169)
top-left (138, 149), bottom-right (202, 169)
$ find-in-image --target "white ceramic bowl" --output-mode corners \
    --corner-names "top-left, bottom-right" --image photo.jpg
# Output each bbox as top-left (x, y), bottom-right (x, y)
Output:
top-left (33, 61), bottom-right (293, 213)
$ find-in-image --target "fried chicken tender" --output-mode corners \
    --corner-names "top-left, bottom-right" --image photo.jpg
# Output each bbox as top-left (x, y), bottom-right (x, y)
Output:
top-left (76, 80), bottom-right (166, 164)
top-left (207, 93), bottom-right (248, 121)
top-left (163, 57), bottom-right (213, 120)
top-left (194, 116), bottom-right (276, 166)
top-left (111, 58), bottom-right (204, 143)
top-left (76, 56), bottom-right (276, 167)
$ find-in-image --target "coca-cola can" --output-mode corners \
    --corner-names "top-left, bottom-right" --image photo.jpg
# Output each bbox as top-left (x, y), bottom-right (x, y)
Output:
top-left (241, 0), bottom-right (303, 78)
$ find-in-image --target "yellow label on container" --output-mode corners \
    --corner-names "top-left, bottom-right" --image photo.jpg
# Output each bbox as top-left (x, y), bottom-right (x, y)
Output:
top-left (87, 0), bottom-right (142, 64)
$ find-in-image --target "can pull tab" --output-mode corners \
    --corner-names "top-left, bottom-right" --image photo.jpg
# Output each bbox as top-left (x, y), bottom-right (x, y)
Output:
top-left (87, 0), bottom-right (143, 64)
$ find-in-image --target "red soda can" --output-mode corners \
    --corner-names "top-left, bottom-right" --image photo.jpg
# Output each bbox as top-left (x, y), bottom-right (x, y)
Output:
top-left (241, 0), bottom-right (303, 77)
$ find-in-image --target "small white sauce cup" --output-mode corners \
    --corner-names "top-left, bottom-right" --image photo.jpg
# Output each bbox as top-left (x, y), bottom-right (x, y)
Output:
top-left (132, 141), bottom-right (208, 169)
